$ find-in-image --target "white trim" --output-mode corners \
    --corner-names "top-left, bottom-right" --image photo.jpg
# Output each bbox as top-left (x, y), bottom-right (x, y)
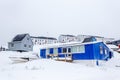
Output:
top-left (40, 41), bottom-right (102, 49)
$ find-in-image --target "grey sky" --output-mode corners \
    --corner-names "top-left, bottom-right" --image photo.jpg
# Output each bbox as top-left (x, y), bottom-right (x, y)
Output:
top-left (0, 0), bottom-right (120, 46)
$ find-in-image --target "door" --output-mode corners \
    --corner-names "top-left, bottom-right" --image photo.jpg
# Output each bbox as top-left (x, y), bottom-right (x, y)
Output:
top-left (66, 47), bottom-right (72, 60)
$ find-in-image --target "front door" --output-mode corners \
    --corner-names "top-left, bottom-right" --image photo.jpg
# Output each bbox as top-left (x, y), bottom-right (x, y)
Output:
top-left (64, 47), bottom-right (72, 61)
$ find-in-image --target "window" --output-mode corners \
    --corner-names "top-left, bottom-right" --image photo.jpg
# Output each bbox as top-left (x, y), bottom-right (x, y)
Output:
top-left (29, 45), bottom-right (31, 48)
top-left (71, 45), bottom-right (85, 53)
top-left (105, 49), bottom-right (107, 55)
top-left (71, 46), bottom-right (77, 52)
top-left (24, 44), bottom-right (27, 47)
top-left (63, 48), bottom-right (67, 53)
top-left (78, 45), bottom-right (85, 53)
top-left (54, 48), bottom-right (58, 54)
top-left (27, 38), bottom-right (29, 40)
top-left (68, 48), bottom-right (71, 53)
top-left (46, 49), bottom-right (50, 54)
top-left (11, 43), bottom-right (14, 47)
top-left (100, 46), bottom-right (103, 54)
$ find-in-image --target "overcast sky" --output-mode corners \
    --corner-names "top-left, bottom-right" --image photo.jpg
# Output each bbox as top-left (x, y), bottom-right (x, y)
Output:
top-left (0, 0), bottom-right (120, 46)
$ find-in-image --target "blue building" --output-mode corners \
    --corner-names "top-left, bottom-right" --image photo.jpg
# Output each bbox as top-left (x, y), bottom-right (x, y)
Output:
top-left (40, 41), bottom-right (113, 65)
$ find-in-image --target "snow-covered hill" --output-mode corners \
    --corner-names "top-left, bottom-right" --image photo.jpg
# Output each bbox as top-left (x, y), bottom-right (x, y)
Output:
top-left (0, 51), bottom-right (120, 80)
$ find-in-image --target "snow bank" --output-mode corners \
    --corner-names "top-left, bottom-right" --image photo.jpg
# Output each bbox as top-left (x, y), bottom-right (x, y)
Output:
top-left (0, 51), bottom-right (13, 66)
top-left (103, 51), bottom-right (120, 68)
top-left (0, 51), bottom-right (38, 65)
top-left (0, 51), bottom-right (120, 80)
top-left (0, 59), bottom-right (120, 80)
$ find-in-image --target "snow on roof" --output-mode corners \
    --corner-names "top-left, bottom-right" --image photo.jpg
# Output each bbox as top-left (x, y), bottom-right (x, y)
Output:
top-left (33, 41), bottom-right (103, 50)
top-left (106, 44), bottom-right (119, 49)
top-left (31, 36), bottom-right (57, 40)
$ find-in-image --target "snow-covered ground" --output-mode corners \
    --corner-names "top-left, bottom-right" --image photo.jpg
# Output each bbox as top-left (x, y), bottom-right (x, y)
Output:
top-left (0, 51), bottom-right (120, 80)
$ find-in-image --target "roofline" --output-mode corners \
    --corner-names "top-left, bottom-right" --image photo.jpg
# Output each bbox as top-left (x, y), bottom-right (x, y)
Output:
top-left (77, 35), bottom-right (115, 39)
top-left (77, 35), bottom-right (104, 38)
top-left (8, 41), bottom-right (22, 43)
top-left (31, 36), bottom-right (57, 40)
top-left (39, 41), bottom-right (103, 49)
top-left (60, 34), bottom-right (76, 37)
top-left (108, 39), bottom-right (120, 43)
top-left (12, 33), bottom-right (30, 42)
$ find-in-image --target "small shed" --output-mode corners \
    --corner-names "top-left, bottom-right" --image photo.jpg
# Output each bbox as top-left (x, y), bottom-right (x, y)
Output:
top-left (40, 41), bottom-right (113, 65)
top-left (8, 33), bottom-right (33, 52)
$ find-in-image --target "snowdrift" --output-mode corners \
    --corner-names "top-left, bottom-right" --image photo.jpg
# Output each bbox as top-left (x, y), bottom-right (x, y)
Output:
top-left (0, 51), bottom-right (120, 80)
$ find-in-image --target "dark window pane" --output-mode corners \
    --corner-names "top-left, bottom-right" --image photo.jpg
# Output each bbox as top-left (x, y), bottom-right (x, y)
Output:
top-left (68, 48), bottom-right (71, 53)
top-left (11, 43), bottom-right (14, 47)
top-left (63, 48), bottom-right (67, 53)
top-left (24, 44), bottom-right (27, 47)
top-left (29, 45), bottom-right (31, 48)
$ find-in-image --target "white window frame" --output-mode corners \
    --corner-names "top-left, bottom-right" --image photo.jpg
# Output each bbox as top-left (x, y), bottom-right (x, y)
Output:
top-left (46, 48), bottom-right (50, 55)
top-left (105, 49), bottom-right (108, 55)
top-left (54, 48), bottom-right (58, 55)
top-left (71, 45), bottom-right (85, 53)
top-left (100, 46), bottom-right (104, 54)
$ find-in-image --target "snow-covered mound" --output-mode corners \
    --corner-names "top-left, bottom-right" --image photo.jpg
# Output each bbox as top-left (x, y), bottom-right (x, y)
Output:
top-left (0, 51), bottom-right (120, 80)
top-left (0, 51), bottom-right (13, 66)
top-left (104, 51), bottom-right (120, 68)
top-left (0, 51), bottom-right (38, 64)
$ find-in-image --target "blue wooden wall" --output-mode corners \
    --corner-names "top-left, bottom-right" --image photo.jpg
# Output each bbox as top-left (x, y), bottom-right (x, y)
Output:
top-left (40, 42), bottom-right (113, 60)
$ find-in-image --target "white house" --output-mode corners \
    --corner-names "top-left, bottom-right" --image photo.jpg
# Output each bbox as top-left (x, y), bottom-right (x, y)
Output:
top-left (31, 36), bottom-right (58, 45)
top-left (58, 35), bottom-right (77, 43)
top-left (77, 35), bottom-right (114, 43)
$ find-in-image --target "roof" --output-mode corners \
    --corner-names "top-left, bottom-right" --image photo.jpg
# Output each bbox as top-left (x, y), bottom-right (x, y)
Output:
top-left (106, 40), bottom-right (120, 45)
top-left (110, 40), bottom-right (120, 43)
top-left (39, 41), bottom-right (103, 49)
top-left (107, 44), bottom-right (119, 49)
top-left (78, 35), bottom-right (104, 38)
top-left (82, 36), bottom-right (96, 43)
top-left (31, 36), bottom-right (57, 40)
top-left (12, 34), bottom-right (28, 42)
